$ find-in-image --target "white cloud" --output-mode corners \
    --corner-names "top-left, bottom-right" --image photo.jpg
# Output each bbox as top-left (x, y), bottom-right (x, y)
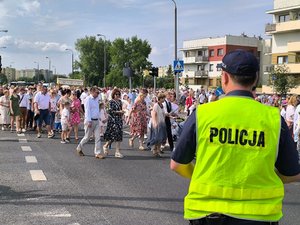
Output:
top-left (0, 35), bottom-right (69, 52)
top-left (18, 0), bottom-right (40, 15)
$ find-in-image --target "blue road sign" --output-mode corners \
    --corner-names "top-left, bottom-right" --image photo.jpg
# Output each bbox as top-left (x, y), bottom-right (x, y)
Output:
top-left (173, 60), bottom-right (184, 72)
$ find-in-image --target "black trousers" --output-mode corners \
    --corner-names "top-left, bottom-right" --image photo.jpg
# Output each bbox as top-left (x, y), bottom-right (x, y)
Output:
top-left (165, 117), bottom-right (174, 151)
top-left (190, 214), bottom-right (278, 225)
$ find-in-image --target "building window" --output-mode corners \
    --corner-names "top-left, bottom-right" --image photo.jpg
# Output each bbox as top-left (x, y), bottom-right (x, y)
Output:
top-left (185, 52), bottom-right (189, 57)
top-left (217, 66), bottom-right (222, 71)
top-left (197, 51), bottom-right (203, 56)
top-left (209, 79), bottom-right (213, 86)
top-left (209, 64), bottom-right (214, 72)
top-left (217, 48), bottom-right (224, 56)
top-left (277, 56), bottom-right (288, 64)
top-left (279, 14), bottom-right (290, 23)
top-left (209, 50), bottom-right (214, 57)
top-left (198, 65), bottom-right (205, 71)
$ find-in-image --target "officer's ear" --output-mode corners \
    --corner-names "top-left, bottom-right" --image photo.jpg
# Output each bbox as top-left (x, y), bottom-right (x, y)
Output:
top-left (221, 71), bottom-right (230, 85)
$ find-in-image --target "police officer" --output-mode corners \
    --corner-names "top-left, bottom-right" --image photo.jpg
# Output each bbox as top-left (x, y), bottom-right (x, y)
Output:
top-left (170, 50), bottom-right (300, 225)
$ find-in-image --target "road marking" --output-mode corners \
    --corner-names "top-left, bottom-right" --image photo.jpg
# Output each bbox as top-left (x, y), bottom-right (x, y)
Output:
top-left (19, 139), bottom-right (27, 143)
top-left (30, 170), bottom-right (47, 181)
top-left (124, 131), bottom-right (130, 135)
top-left (25, 156), bottom-right (37, 163)
top-left (31, 208), bottom-right (71, 217)
top-left (21, 146), bottom-right (32, 152)
top-left (17, 133), bottom-right (25, 137)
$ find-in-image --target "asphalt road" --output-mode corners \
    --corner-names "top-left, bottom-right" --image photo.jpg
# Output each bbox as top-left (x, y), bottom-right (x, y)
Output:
top-left (0, 128), bottom-right (299, 225)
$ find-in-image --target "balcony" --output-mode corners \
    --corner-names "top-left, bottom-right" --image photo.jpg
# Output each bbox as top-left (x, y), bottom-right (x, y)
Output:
top-left (288, 42), bottom-right (300, 52)
top-left (186, 70), bottom-right (208, 78)
top-left (265, 23), bottom-right (276, 33)
top-left (265, 20), bottom-right (300, 34)
top-left (195, 70), bottom-right (208, 77)
top-left (184, 56), bottom-right (208, 64)
top-left (275, 64), bottom-right (300, 74)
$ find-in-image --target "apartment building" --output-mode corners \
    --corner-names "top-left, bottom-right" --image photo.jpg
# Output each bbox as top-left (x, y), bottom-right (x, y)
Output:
top-left (265, 0), bottom-right (300, 81)
top-left (2, 67), bottom-right (16, 82)
top-left (181, 35), bottom-right (266, 89)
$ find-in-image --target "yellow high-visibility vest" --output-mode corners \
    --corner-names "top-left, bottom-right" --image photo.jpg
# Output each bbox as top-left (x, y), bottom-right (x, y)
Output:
top-left (184, 95), bottom-right (284, 222)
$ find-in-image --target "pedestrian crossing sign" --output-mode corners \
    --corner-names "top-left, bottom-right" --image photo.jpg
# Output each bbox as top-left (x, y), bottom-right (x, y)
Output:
top-left (173, 60), bottom-right (184, 72)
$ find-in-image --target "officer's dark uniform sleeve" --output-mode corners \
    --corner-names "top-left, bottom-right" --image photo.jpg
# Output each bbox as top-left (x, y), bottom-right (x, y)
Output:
top-left (276, 117), bottom-right (300, 176)
top-left (171, 111), bottom-right (196, 164)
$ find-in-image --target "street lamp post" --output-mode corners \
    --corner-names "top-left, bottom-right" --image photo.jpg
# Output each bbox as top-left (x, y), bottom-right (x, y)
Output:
top-left (34, 61), bottom-right (40, 82)
top-left (65, 48), bottom-right (74, 76)
top-left (97, 34), bottom-right (107, 88)
top-left (52, 66), bottom-right (56, 75)
top-left (171, 0), bottom-right (179, 100)
top-left (46, 57), bottom-right (51, 82)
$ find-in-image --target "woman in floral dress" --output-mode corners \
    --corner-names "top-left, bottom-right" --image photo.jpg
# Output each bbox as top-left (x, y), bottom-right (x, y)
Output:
top-left (103, 88), bottom-right (124, 158)
top-left (70, 90), bottom-right (83, 142)
top-left (127, 89), bottom-right (149, 150)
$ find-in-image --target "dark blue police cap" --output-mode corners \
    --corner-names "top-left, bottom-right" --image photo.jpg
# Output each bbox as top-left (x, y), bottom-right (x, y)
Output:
top-left (217, 50), bottom-right (259, 76)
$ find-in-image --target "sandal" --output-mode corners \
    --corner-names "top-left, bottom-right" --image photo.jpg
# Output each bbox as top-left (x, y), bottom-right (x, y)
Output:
top-left (139, 146), bottom-right (146, 151)
top-left (129, 138), bottom-right (134, 148)
top-left (103, 145), bottom-right (109, 156)
top-left (115, 152), bottom-right (124, 158)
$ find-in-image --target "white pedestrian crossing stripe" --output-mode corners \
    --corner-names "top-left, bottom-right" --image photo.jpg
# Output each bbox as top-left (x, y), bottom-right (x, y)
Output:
top-left (30, 170), bottom-right (47, 181)
top-left (21, 146), bottom-right (32, 151)
top-left (31, 208), bottom-right (71, 217)
top-left (17, 133), bottom-right (25, 137)
top-left (19, 139), bottom-right (27, 143)
top-left (25, 156), bottom-right (37, 163)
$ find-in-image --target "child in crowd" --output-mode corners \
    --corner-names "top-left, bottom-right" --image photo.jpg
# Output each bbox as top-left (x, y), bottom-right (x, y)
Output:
top-left (54, 110), bottom-right (62, 133)
top-left (99, 102), bottom-right (108, 137)
top-left (60, 101), bottom-right (71, 144)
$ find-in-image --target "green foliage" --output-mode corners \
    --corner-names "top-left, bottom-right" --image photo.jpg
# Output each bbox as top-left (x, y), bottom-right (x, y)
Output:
top-left (50, 75), bottom-right (67, 83)
top-left (32, 74), bottom-right (45, 83)
top-left (107, 36), bottom-right (152, 88)
top-left (0, 73), bottom-right (8, 84)
top-left (270, 65), bottom-right (297, 96)
top-left (166, 65), bottom-right (173, 76)
top-left (69, 71), bottom-right (82, 80)
top-left (75, 35), bottom-right (152, 88)
top-left (157, 75), bottom-right (175, 89)
top-left (75, 36), bottom-right (111, 86)
top-left (142, 75), bottom-right (174, 89)
top-left (17, 77), bottom-right (34, 82)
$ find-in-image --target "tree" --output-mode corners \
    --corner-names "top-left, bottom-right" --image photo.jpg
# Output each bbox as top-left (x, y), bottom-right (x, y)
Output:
top-left (0, 73), bottom-right (8, 84)
top-left (17, 77), bottom-right (33, 82)
top-left (166, 64), bottom-right (173, 76)
top-left (270, 65), bottom-right (297, 96)
top-left (75, 36), bottom-right (111, 86)
top-left (107, 36), bottom-right (152, 88)
top-left (32, 74), bottom-right (45, 83)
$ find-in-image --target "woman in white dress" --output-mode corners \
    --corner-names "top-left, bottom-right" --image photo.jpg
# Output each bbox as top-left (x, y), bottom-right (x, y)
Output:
top-left (147, 93), bottom-right (167, 157)
top-left (0, 90), bottom-right (10, 130)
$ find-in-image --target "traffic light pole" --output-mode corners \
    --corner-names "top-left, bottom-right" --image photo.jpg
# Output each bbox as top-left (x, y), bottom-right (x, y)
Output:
top-left (153, 76), bottom-right (156, 94)
top-left (129, 76), bottom-right (132, 92)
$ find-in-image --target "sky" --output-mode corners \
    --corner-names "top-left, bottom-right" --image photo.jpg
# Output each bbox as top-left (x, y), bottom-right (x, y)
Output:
top-left (0, 0), bottom-right (274, 75)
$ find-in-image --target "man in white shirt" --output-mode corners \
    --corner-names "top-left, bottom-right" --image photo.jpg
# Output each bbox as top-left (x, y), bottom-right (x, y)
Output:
top-left (34, 85), bottom-right (54, 138)
top-left (80, 88), bottom-right (89, 112)
top-left (76, 87), bottom-right (104, 159)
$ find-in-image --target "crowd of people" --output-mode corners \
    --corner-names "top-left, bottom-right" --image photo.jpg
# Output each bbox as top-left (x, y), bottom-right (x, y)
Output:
top-left (0, 83), bottom-right (300, 159)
